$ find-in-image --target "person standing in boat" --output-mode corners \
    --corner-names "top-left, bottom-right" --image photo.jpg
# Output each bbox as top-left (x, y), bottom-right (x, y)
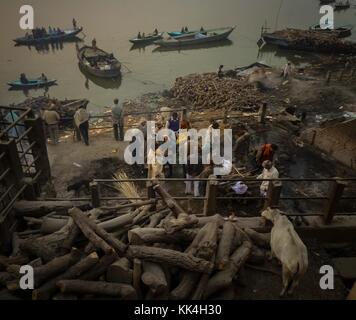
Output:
top-left (111, 98), bottom-right (124, 141)
top-left (74, 105), bottom-right (90, 146)
top-left (154, 29), bottom-right (158, 35)
top-left (72, 18), bottom-right (77, 29)
top-left (92, 38), bottom-right (97, 48)
top-left (43, 104), bottom-right (60, 145)
top-left (184, 26), bottom-right (189, 32)
top-left (137, 32), bottom-right (142, 39)
top-left (40, 73), bottom-right (48, 82)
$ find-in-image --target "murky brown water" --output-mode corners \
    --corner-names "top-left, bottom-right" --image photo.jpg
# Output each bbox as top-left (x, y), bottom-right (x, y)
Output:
top-left (0, 0), bottom-right (355, 112)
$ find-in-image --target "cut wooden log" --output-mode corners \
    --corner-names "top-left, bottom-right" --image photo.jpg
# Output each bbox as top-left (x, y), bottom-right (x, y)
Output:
top-left (205, 241), bottom-right (252, 298)
top-left (132, 205), bottom-right (154, 225)
top-left (0, 255), bottom-right (29, 271)
top-left (100, 200), bottom-right (156, 211)
top-left (133, 259), bottom-right (142, 299)
top-left (141, 261), bottom-right (168, 296)
top-left (0, 272), bottom-right (15, 286)
top-left (128, 227), bottom-right (197, 245)
top-left (106, 258), bottom-right (133, 284)
top-left (162, 213), bottom-right (198, 234)
top-left (197, 214), bottom-right (224, 227)
top-left (7, 249), bottom-right (82, 291)
top-left (41, 217), bottom-right (68, 234)
top-left (215, 221), bottom-right (236, 270)
top-left (32, 252), bottom-right (99, 300)
top-left (242, 227), bottom-right (270, 249)
top-left (148, 210), bottom-right (169, 228)
top-left (153, 183), bottom-right (186, 217)
top-left (19, 220), bottom-right (75, 262)
top-left (247, 246), bottom-right (266, 265)
top-left (57, 280), bottom-right (137, 300)
top-left (70, 207), bottom-right (126, 254)
top-left (80, 253), bottom-right (117, 281)
top-left (170, 272), bottom-right (200, 300)
top-left (69, 209), bottom-right (113, 255)
top-left (14, 200), bottom-right (89, 218)
top-left (127, 245), bottom-right (213, 274)
top-left (98, 208), bottom-right (141, 232)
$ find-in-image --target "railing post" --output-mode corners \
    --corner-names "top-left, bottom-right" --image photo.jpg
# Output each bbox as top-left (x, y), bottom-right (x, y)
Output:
top-left (24, 116), bottom-right (51, 183)
top-left (0, 139), bottom-right (23, 185)
top-left (204, 175), bottom-right (218, 216)
top-left (264, 181), bottom-right (282, 209)
top-left (323, 179), bottom-right (347, 225)
top-left (259, 103), bottom-right (268, 124)
top-left (90, 181), bottom-right (101, 208)
top-left (147, 181), bottom-right (156, 212)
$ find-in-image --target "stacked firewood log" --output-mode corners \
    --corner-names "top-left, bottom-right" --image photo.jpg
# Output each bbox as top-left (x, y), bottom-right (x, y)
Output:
top-left (171, 73), bottom-right (264, 112)
top-left (0, 184), bottom-right (271, 300)
top-left (271, 29), bottom-right (356, 54)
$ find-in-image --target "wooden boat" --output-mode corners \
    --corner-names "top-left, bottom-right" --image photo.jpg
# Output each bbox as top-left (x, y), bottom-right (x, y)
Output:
top-left (334, 1), bottom-right (350, 10)
top-left (14, 27), bottom-right (83, 45)
top-left (7, 78), bottom-right (57, 90)
top-left (167, 30), bottom-right (197, 37)
top-left (129, 32), bottom-right (164, 44)
top-left (154, 27), bottom-right (235, 47)
top-left (310, 24), bottom-right (352, 38)
top-left (76, 45), bottom-right (121, 78)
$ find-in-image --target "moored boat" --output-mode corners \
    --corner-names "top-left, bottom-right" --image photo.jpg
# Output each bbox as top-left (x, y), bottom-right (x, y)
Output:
top-left (14, 27), bottom-right (83, 46)
top-left (7, 78), bottom-right (57, 90)
top-left (129, 32), bottom-right (164, 44)
top-left (334, 0), bottom-right (350, 10)
top-left (154, 27), bottom-right (235, 47)
top-left (76, 44), bottom-right (121, 78)
top-left (310, 24), bottom-right (353, 38)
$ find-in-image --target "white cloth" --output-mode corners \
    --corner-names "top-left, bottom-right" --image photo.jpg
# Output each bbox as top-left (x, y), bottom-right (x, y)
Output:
top-left (185, 174), bottom-right (200, 197)
top-left (257, 166), bottom-right (279, 194)
top-left (74, 109), bottom-right (89, 127)
top-left (232, 181), bottom-right (248, 195)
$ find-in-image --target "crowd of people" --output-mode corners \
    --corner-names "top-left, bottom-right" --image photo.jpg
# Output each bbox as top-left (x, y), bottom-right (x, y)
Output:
top-left (41, 99), bottom-right (280, 201)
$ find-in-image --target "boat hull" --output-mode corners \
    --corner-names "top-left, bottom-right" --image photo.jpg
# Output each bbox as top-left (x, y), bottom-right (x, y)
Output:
top-left (77, 46), bottom-right (121, 78)
top-left (155, 27), bottom-right (235, 47)
top-left (129, 33), bottom-right (164, 44)
top-left (7, 79), bottom-right (57, 90)
top-left (14, 28), bottom-right (83, 45)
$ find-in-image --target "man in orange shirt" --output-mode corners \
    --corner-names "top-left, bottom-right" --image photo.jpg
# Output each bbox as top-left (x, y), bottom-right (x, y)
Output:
top-left (255, 143), bottom-right (278, 168)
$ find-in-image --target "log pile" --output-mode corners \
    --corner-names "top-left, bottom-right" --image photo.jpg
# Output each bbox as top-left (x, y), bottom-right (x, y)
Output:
top-left (1, 184), bottom-right (271, 300)
top-left (171, 73), bottom-right (264, 112)
top-left (269, 29), bottom-right (356, 54)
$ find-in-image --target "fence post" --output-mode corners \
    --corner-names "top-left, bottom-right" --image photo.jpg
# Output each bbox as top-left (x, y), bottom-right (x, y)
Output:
top-left (147, 181), bottom-right (156, 212)
top-left (264, 181), bottom-right (282, 209)
top-left (0, 139), bottom-right (23, 185)
top-left (323, 179), bottom-right (347, 225)
top-left (259, 103), bottom-right (268, 124)
top-left (24, 116), bottom-right (51, 183)
top-left (203, 175), bottom-right (218, 216)
top-left (325, 71), bottom-right (332, 85)
top-left (90, 181), bottom-right (101, 208)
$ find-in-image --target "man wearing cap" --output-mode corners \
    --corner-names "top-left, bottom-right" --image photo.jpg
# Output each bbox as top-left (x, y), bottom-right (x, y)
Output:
top-left (43, 105), bottom-right (60, 145)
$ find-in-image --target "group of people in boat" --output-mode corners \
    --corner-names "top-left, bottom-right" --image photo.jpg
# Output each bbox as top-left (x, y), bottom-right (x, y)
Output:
top-left (28, 27), bottom-right (64, 39)
top-left (19, 73), bottom-right (48, 84)
top-left (181, 26), bottom-right (205, 33)
top-left (137, 29), bottom-right (159, 39)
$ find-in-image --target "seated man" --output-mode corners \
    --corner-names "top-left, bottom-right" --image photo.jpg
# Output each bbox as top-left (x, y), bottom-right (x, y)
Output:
top-left (40, 73), bottom-right (48, 82)
top-left (20, 73), bottom-right (29, 84)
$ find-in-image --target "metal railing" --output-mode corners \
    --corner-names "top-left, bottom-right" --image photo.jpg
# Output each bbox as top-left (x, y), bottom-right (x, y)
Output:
top-left (44, 176), bottom-right (356, 225)
top-left (0, 105), bottom-right (51, 220)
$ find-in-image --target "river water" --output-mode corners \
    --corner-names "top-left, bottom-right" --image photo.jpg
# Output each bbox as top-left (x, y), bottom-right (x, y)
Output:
top-left (1, 0), bottom-right (355, 112)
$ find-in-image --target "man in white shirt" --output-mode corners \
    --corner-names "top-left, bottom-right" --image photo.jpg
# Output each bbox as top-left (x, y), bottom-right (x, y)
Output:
top-left (257, 160), bottom-right (279, 197)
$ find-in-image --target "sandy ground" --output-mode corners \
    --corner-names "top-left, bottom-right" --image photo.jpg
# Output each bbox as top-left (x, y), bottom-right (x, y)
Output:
top-left (46, 129), bottom-right (128, 197)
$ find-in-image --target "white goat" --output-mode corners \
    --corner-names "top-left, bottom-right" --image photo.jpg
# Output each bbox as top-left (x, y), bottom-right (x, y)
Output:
top-left (261, 207), bottom-right (308, 297)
